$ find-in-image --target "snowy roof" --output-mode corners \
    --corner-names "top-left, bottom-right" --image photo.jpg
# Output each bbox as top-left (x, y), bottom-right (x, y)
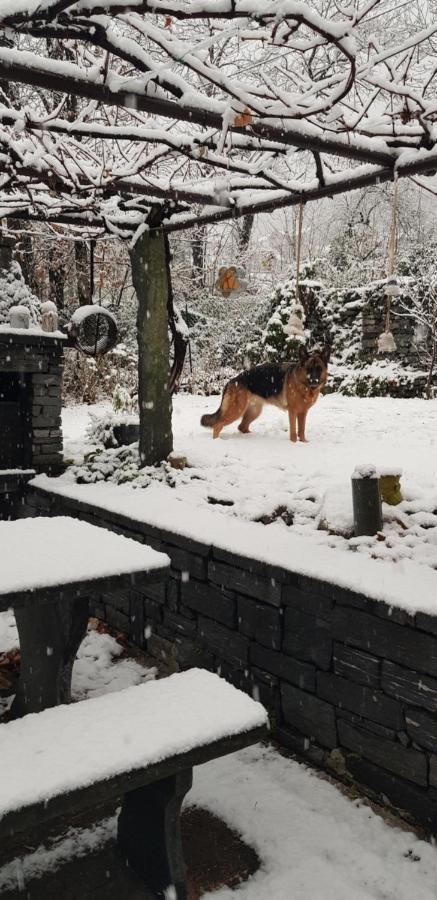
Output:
top-left (0, 517), bottom-right (169, 600)
top-left (0, 669), bottom-right (267, 823)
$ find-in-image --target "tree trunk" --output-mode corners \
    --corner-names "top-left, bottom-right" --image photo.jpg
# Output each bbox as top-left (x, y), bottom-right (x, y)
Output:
top-left (130, 228), bottom-right (173, 466)
top-left (425, 335), bottom-right (436, 399)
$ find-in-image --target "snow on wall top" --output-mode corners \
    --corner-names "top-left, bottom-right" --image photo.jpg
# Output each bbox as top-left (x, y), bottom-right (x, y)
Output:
top-left (0, 325), bottom-right (65, 340)
top-left (0, 516), bottom-right (169, 597)
top-left (0, 669), bottom-right (267, 820)
top-left (32, 477), bottom-right (437, 618)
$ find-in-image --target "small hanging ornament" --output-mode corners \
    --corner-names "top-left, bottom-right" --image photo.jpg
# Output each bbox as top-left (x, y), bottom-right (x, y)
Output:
top-left (385, 276), bottom-right (400, 298)
top-left (378, 176), bottom-right (399, 354)
top-left (377, 329), bottom-right (396, 353)
top-left (41, 300), bottom-right (58, 333)
top-left (284, 200), bottom-right (306, 339)
top-left (284, 301), bottom-right (305, 337)
top-left (215, 264), bottom-right (246, 297)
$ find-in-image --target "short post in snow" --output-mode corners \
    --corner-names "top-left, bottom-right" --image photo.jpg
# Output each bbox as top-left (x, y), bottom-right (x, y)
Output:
top-left (351, 464), bottom-right (382, 537)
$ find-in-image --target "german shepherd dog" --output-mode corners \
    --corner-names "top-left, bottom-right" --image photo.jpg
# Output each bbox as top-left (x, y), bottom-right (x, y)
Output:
top-left (201, 345), bottom-right (330, 442)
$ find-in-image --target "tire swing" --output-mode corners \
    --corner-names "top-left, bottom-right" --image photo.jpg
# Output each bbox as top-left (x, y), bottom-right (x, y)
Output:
top-left (67, 304), bottom-right (118, 356)
top-left (284, 201), bottom-right (305, 338)
top-left (378, 175), bottom-right (400, 354)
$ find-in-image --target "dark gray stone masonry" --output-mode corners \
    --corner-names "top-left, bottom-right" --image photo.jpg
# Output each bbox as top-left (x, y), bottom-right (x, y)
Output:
top-left (24, 482), bottom-right (437, 833)
top-left (0, 332), bottom-right (65, 486)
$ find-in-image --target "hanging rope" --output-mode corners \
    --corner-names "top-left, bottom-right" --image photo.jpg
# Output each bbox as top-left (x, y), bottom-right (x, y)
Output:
top-left (378, 175), bottom-right (399, 354)
top-left (284, 200), bottom-right (305, 338)
top-left (295, 199), bottom-right (304, 305)
top-left (387, 173), bottom-right (399, 279)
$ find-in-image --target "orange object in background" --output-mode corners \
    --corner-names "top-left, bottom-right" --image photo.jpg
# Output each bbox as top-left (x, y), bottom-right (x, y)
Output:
top-left (216, 266), bottom-right (240, 296)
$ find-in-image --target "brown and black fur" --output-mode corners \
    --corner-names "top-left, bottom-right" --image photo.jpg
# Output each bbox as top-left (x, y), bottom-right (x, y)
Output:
top-left (201, 345), bottom-right (330, 441)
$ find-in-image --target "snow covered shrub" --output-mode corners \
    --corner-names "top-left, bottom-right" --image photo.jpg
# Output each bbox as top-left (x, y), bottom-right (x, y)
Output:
top-left (329, 363), bottom-right (435, 398)
top-left (63, 353), bottom-right (104, 405)
top-left (0, 261), bottom-right (41, 325)
top-left (112, 384), bottom-right (134, 414)
top-left (183, 284), bottom-right (266, 380)
top-left (70, 445), bottom-right (180, 488)
top-left (179, 366), bottom-right (236, 396)
top-left (63, 343), bottom-right (138, 406)
top-left (244, 264), bottom-right (329, 366)
top-left (86, 411), bottom-right (138, 449)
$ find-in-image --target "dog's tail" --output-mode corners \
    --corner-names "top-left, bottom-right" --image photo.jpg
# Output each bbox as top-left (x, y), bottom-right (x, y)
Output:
top-left (200, 388), bottom-right (227, 428)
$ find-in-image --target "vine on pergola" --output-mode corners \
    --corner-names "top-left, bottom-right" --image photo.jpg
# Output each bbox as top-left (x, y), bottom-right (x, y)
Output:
top-left (0, 0), bottom-right (436, 462)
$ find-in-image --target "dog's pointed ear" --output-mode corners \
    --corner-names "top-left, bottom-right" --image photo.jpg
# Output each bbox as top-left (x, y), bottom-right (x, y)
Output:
top-left (320, 345), bottom-right (331, 365)
top-left (298, 344), bottom-right (309, 365)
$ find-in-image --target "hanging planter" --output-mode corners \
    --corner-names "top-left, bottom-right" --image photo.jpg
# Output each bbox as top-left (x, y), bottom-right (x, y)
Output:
top-left (385, 276), bottom-right (400, 298)
top-left (377, 329), bottom-right (396, 354)
top-left (284, 302), bottom-right (305, 337)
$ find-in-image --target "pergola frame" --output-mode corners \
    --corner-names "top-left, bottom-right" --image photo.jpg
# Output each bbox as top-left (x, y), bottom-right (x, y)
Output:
top-left (1, 0), bottom-right (436, 464)
top-left (0, 0), bottom-right (436, 237)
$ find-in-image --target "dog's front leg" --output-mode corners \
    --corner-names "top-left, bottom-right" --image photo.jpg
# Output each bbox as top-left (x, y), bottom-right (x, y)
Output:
top-left (298, 412), bottom-right (308, 442)
top-left (288, 409), bottom-right (297, 442)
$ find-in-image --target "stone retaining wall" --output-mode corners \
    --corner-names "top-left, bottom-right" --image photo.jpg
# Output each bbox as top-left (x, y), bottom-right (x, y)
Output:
top-left (26, 485), bottom-right (437, 832)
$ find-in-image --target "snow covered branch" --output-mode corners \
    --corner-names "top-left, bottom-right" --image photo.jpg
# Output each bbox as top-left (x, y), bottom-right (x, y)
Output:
top-left (0, 0), bottom-right (436, 234)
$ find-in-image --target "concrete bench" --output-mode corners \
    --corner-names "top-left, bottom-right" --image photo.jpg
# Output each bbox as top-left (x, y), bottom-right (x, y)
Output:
top-left (0, 516), bottom-right (169, 717)
top-left (0, 668), bottom-right (268, 899)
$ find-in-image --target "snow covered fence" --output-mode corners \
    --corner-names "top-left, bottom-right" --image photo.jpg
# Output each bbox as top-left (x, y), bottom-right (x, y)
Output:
top-left (25, 484), bottom-right (437, 833)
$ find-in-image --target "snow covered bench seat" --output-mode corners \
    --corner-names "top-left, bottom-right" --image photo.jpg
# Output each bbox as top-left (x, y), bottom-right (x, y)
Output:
top-left (0, 517), bottom-right (170, 717)
top-left (0, 668), bottom-right (268, 899)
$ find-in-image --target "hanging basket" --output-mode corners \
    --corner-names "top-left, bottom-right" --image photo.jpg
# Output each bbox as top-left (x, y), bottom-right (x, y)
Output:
top-left (385, 276), bottom-right (400, 298)
top-left (377, 330), bottom-right (397, 354)
top-left (284, 311), bottom-right (305, 338)
top-left (67, 305), bottom-right (118, 356)
top-left (284, 299), bottom-right (305, 338)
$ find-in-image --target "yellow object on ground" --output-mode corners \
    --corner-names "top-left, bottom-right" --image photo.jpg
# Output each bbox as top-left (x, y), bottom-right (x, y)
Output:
top-left (379, 474), bottom-right (402, 505)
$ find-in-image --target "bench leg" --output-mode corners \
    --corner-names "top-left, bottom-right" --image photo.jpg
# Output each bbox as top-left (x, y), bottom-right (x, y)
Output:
top-left (11, 596), bottom-right (89, 717)
top-left (117, 769), bottom-right (193, 899)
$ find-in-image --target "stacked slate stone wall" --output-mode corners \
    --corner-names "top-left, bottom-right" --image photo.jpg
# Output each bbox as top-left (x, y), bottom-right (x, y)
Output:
top-left (26, 484), bottom-right (437, 832)
top-left (361, 290), bottom-right (415, 361)
top-left (0, 332), bottom-right (65, 474)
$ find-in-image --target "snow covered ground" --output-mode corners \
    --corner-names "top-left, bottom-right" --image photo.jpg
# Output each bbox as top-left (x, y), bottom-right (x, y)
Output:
top-left (3, 717), bottom-right (437, 899)
top-left (63, 394), bottom-right (437, 550)
top-left (57, 395), bottom-right (437, 612)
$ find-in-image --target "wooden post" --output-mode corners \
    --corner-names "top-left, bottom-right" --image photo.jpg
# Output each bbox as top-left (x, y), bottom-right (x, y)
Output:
top-left (130, 226), bottom-right (173, 466)
top-left (352, 465), bottom-right (382, 536)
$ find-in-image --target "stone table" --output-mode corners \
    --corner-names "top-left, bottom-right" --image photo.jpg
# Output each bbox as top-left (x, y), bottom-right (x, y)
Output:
top-left (0, 516), bottom-right (169, 717)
